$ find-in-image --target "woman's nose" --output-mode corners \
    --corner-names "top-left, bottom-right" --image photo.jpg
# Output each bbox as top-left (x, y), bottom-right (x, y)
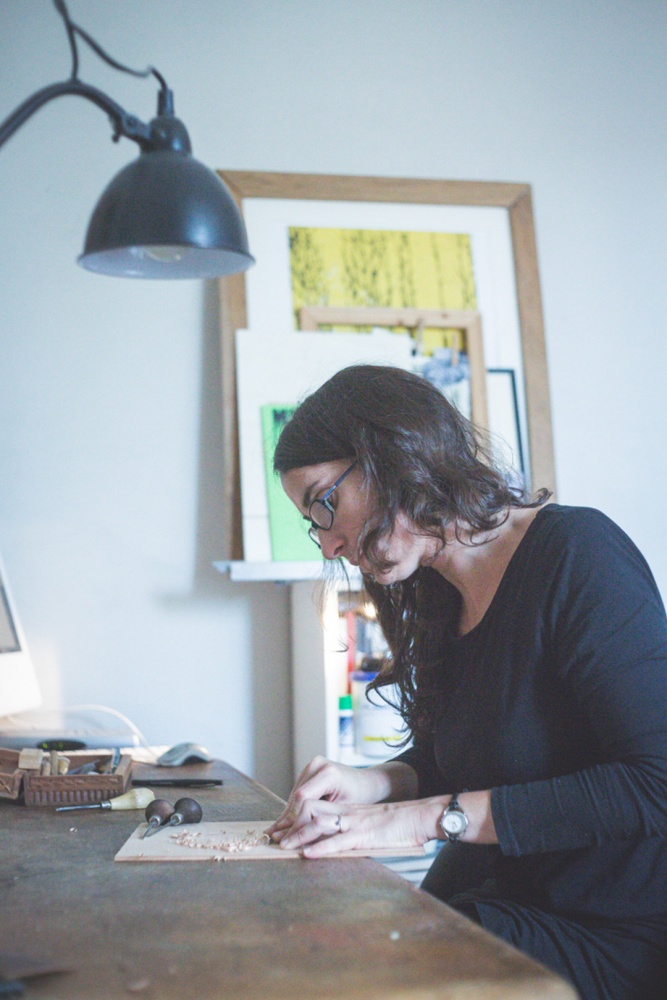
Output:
top-left (319, 529), bottom-right (345, 560)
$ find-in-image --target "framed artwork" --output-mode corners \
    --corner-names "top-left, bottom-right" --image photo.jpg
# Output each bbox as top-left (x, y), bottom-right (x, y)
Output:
top-left (487, 368), bottom-right (525, 479)
top-left (298, 305), bottom-right (488, 430)
top-left (235, 328), bottom-right (414, 564)
top-left (217, 172), bottom-right (555, 563)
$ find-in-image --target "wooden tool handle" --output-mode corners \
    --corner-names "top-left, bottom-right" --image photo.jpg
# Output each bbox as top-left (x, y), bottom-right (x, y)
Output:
top-left (169, 797), bottom-right (203, 825)
top-left (108, 788), bottom-right (156, 810)
top-left (145, 799), bottom-right (175, 824)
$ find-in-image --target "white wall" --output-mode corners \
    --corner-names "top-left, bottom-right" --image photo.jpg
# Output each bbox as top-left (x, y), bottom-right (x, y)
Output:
top-left (1, 0), bottom-right (666, 799)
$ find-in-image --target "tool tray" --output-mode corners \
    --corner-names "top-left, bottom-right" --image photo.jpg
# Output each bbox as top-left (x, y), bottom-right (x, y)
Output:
top-left (0, 749), bottom-right (132, 806)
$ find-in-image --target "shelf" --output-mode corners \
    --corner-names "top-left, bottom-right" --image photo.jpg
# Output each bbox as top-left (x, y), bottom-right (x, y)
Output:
top-left (214, 560), bottom-right (321, 582)
top-left (214, 560), bottom-right (362, 585)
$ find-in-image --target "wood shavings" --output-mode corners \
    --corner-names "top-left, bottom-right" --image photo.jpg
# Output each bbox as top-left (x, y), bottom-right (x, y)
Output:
top-left (126, 976), bottom-right (151, 992)
top-left (170, 828), bottom-right (271, 853)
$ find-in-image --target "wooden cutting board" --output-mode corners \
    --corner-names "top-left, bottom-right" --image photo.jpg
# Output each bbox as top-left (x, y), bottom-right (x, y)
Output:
top-left (114, 821), bottom-right (425, 862)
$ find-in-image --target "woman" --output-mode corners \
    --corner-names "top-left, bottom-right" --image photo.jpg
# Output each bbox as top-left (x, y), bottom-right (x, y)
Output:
top-left (267, 364), bottom-right (667, 1000)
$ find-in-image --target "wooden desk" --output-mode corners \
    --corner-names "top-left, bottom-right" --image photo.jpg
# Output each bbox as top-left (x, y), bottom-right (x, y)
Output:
top-left (1, 759), bottom-right (577, 998)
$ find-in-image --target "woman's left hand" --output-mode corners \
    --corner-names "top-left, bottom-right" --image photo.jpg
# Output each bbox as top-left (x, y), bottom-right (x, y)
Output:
top-left (274, 797), bottom-right (430, 858)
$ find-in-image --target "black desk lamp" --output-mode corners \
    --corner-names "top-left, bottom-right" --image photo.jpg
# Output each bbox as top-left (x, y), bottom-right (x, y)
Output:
top-left (0, 0), bottom-right (254, 280)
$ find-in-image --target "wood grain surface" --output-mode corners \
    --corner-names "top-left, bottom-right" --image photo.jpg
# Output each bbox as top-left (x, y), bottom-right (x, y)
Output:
top-left (115, 819), bottom-right (426, 862)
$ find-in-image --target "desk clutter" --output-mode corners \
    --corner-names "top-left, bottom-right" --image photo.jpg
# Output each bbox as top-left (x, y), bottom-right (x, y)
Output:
top-left (0, 746), bottom-right (132, 806)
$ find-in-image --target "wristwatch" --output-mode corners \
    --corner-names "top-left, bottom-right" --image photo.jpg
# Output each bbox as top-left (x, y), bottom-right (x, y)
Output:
top-left (440, 793), bottom-right (468, 842)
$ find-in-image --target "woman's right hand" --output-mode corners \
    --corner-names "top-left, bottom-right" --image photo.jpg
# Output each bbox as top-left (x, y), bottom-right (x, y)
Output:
top-left (266, 756), bottom-right (384, 843)
top-left (266, 756), bottom-right (417, 843)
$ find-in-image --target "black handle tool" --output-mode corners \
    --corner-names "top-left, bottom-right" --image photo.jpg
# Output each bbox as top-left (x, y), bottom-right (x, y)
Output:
top-left (142, 798), bottom-right (175, 838)
top-left (165, 797), bottom-right (203, 828)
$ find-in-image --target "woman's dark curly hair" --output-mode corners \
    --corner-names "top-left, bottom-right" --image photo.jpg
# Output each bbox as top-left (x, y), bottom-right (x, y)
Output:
top-left (274, 364), bottom-right (550, 742)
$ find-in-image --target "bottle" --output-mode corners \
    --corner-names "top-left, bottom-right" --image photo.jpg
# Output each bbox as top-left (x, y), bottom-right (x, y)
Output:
top-left (351, 670), bottom-right (405, 759)
top-left (338, 694), bottom-right (354, 761)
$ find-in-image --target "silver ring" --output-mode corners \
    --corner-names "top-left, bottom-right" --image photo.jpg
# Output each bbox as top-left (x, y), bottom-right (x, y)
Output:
top-left (334, 814), bottom-right (342, 831)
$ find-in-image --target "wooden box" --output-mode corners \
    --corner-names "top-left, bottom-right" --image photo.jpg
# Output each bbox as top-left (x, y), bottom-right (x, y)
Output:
top-left (0, 749), bottom-right (132, 806)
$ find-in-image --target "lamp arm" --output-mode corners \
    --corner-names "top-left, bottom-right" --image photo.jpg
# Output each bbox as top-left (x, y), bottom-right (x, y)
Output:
top-left (0, 78), bottom-right (152, 153)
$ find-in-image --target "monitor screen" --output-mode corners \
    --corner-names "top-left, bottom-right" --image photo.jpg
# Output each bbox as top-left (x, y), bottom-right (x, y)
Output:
top-left (0, 552), bottom-right (41, 718)
top-left (0, 583), bottom-right (20, 653)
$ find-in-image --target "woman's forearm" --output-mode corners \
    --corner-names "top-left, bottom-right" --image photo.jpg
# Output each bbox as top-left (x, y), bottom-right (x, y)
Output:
top-left (365, 766), bottom-right (498, 843)
top-left (418, 789), bottom-right (498, 844)
top-left (369, 760), bottom-right (420, 802)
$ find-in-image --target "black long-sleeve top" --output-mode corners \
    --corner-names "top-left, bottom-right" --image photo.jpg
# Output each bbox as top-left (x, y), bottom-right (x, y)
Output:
top-left (398, 504), bottom-right (667, 921)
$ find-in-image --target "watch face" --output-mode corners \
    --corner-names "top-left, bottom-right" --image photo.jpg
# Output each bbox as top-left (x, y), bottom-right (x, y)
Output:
top-left (443, 810), bottom-right (467, 835)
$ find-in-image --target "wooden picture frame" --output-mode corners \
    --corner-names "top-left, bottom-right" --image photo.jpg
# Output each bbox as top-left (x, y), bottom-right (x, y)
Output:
top-left (217, 171), bottom-right (555, 562)
top-left (299, 305), bottom-right (488, 432)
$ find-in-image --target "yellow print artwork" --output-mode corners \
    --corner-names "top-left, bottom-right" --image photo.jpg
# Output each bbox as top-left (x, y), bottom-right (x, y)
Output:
top-left (289, 227), bottom-right (477, 355)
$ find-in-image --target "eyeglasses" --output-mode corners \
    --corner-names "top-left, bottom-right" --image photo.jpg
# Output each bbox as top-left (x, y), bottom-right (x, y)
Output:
top-left (306, 462), bottom-right (357, 547)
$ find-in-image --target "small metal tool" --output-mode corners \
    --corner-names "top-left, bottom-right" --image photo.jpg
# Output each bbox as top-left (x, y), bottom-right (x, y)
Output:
top-left (142, 798), bottom-right (175, 838)
top-left (98, 748), bottom-right (121, 774)
top-left (67, 760), bottom-right (101, 775)
top-left (68, 749), bottom-right (120, 776)
top-left (165, 796), bottom-right (203, 827)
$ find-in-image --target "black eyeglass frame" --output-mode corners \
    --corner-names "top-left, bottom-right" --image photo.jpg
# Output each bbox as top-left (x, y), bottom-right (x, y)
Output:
top-left (306, 462), bottom-right (357, 547)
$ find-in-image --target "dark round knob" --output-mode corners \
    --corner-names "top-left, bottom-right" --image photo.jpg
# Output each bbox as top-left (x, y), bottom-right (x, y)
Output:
top-left (145, 799), bottom-right (175, 825)
top-left (170, 797), bottom-right (203, 826)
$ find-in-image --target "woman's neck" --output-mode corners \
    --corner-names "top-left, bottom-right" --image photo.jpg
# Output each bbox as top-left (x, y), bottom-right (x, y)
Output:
top-left (430, 507), bottom-right (542, 634)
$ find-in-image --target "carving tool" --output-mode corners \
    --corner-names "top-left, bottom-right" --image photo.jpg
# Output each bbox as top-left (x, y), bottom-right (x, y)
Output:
top-left (67, 761), bottom-right (99, 775)
top-left (142, 798), bottom-right (175, 838)
top-left (98, 748), bottom-right (121, 773)
top-left (165, 797), bottom-right (203, 828)
top-left (55, 788), bottom-right (155, 812)
top-left (68, 750), bottom-right (119, 776)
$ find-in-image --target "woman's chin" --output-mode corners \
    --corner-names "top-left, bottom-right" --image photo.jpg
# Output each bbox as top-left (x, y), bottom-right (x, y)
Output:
top-left (356, 554), bottom-right (417, 584)
top-left (362, 565), bottom-right (397, 585)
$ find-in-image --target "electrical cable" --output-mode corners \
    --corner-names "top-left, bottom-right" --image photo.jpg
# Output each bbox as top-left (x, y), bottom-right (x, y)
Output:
top-left (53, 0), bottom-right (79, 79)
top-left (53, 0), bottom-right (168, 94)
top-left (2, 703), bottom-right (158, 761)
top-left (66, 703), bottom-right (156, 756)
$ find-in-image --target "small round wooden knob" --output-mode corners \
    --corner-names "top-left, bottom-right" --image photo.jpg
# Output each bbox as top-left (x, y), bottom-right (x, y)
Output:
top-left (146, 798), bottom-right (175, 825)
top-left (169, 797), bottom-right (203, 826)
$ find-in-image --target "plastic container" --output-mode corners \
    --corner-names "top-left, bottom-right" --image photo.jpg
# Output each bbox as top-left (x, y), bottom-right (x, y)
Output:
top-left (351, 671), bottom-right (405, 759)
top-left (338, 694), bottom-right (354, 749)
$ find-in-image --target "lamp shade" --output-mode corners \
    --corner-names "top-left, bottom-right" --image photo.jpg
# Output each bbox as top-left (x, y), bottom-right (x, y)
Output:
top-left (79, 147), bottom-right (254, 279)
